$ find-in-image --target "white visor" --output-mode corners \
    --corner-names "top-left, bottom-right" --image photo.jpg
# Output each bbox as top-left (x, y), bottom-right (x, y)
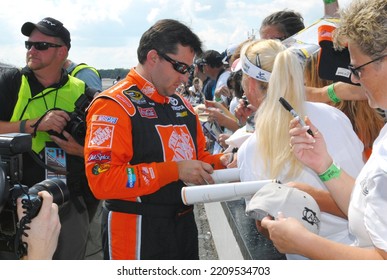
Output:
top-left (240, 54), bottom-right (271, 82)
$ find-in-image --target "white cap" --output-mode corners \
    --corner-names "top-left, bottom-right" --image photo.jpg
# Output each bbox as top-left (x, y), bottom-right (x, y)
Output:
top-left (245, 182), bottom-right (321, 234)
top-left (231, 58), bottom-right (242, 72)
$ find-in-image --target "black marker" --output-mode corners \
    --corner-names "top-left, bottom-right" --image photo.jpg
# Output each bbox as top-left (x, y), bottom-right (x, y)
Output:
top-left (279, 97), bottom-right (314, 137)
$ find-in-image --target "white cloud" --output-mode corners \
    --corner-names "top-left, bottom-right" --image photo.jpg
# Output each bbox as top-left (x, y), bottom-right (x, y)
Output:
top-left (194, 3), bottom-right (212, 12)
top-left (0, 0), bottom-right (354, 69)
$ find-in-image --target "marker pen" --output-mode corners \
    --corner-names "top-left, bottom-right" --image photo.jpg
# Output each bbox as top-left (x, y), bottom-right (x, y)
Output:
top-left (279, 97), bottom-right (314, 137)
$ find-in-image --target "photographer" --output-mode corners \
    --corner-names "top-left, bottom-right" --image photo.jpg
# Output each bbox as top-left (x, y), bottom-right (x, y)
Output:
top-left (0, 17), bottom-right (95, 259)
top-left (17, 191), bottom-right (60, 260)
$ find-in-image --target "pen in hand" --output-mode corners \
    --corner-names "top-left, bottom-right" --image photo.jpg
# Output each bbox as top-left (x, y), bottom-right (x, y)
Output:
top-left (279, 97), bottom-right (314, 137)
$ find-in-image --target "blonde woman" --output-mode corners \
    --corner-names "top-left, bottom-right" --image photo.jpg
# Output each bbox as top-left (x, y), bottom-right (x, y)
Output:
top-left (236, 39), bottom-right (365, 259)
top-left (262, 0), bottom-right (387, 260)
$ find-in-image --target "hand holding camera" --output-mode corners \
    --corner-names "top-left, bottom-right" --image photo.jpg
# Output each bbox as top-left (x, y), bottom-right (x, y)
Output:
top-left (17, 190), bottom-right (61, 260)
top-left (0, 133), bottom-right (69, 258)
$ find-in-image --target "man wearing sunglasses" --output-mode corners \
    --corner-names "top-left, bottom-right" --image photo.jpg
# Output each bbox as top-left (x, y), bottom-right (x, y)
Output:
top-left (0, 17), bottom-right (93, 259)
top-left (84, 19), bottom-right (230, 260)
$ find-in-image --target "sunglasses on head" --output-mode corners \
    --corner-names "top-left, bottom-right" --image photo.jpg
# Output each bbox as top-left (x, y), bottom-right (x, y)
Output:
top-left (25, 41), bottom-right (63, 51)
top-left (157, 52), bottom-right (194, 75)
top-left (348, 54), bottom-right (387, 79)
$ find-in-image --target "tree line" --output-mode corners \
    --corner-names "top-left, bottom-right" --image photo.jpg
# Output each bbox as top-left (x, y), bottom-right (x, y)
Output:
top-left (98, 68), bottom-right (129, 79)
top-left (1, 62), bottom-right (129, 80)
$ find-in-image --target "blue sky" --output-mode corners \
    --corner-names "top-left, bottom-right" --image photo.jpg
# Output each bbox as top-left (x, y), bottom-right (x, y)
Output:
top-left (0, 0), bottom-right (352, 69)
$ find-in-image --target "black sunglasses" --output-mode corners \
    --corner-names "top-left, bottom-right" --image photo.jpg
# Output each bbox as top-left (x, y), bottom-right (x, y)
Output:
top-left (157, 52), bottom-right (194, 75)
top-left (25, 41), bottom-right (63, 51)
top-left (348, 54), bottom-right (387, 79)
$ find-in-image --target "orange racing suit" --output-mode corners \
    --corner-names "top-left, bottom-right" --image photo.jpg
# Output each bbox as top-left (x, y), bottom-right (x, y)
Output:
top-left (84, 68), bottom-right (224, 259)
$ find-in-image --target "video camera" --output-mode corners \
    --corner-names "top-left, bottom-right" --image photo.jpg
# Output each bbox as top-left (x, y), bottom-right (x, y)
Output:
top-left (48, 88), bottom-right (98, 145)
top-left (0, 133), bottom-right (69, 257)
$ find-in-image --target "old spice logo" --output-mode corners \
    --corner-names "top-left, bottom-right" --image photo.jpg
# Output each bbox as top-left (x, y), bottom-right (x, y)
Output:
top-left (156, 125), bottom-right (195, 161)
top-left (88, 151), bottom-right (111, 163)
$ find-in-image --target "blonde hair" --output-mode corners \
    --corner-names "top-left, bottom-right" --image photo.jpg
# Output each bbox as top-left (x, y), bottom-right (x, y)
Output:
top-left (244, 39), bottom-right (306, 178)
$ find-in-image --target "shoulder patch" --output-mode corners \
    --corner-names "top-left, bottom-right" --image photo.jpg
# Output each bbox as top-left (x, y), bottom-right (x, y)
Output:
top-left (123, 88), bottom-right (147, 105)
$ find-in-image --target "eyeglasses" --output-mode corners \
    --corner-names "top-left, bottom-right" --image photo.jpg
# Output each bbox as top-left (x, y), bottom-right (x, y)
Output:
top-left (25, 41), bottom-right (63, 51)
top-left (157, 52), bottom-right (194, 75)
top-left (348, 54), bottom-right (387, 79)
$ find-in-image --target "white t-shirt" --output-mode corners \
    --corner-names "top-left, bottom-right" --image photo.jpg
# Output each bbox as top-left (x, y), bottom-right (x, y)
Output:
top-left (238, 101), bottom-right (365, 260)
top-left (348, 123), bottom-right (387, 251)
top-left (229, 96), bottom-right (239, 116)
top-left (214, 70), bottom-right (231, 106)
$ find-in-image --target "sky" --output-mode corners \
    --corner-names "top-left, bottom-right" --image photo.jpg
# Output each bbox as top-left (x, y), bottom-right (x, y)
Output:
top-left (0, 0), bottom-right (352, 70)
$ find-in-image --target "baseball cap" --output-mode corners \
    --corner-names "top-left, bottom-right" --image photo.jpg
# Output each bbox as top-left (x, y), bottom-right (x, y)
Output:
top-left (221, 43), bottom-right (239, 64)
top-left (317, 24), bottom-right (356, 85)
top-left (245, 182), bottom-right (321, 234)
top-left (21, 17), bottom-right (71, 50)
top-left (202, 50), bottom-right (224, 68)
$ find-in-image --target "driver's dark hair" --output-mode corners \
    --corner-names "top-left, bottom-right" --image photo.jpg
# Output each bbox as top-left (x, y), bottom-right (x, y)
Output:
top-left (137, 19), bottom-right (203, 64)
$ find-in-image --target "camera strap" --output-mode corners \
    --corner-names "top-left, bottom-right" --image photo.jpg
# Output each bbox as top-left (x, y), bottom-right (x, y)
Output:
top-left (30, 108), bottom-right (62, 137)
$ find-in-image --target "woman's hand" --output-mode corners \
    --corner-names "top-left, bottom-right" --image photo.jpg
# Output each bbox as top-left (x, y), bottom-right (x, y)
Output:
top-left (289, 116), bottom-right (332, 174)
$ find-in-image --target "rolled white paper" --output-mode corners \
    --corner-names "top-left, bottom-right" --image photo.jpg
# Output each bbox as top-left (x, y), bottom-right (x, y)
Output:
top-left (210, 168), bottom-right (241, 184)
top-left (181, 179), bottom-right (278, 205)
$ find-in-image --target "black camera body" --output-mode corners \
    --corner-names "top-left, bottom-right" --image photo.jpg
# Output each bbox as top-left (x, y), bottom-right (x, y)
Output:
top-left (0, 133), bottom-right (69, 256)
top-left (48, 88), bottom-right (98, 145)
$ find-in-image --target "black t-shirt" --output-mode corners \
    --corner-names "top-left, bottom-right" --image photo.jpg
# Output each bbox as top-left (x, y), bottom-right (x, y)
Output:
top-left (202, 77), bottom-right (216, 101)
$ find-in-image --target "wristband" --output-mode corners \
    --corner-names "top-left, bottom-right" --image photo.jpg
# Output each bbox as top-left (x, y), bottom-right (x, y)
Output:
top-left (318, 162), bottom-right (341, 182)
top-left (327, 83), bottom-right (341, 103)
top-left (323, 0), bottom-right (337, 4)
top-left (19, 119), bottom-right (27, 133)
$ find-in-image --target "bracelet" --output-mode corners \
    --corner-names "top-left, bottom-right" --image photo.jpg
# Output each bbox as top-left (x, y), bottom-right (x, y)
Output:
top-left (327, 83), bottom-right (341, 103)
top-left (318, 162), bottom-right (341, 182)
top-left (323, 0), bottom-right (337, 4)
top-left (19, 119), bottom-right (27, 133)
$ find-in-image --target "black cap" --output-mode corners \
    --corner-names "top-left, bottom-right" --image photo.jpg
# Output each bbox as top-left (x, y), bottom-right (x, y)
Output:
top-left (317, 24), bottom-right (357, 85)
top-left (202, 50), bottom-right (224, 68)
top-left (21, 17), bottom-right (71, 50)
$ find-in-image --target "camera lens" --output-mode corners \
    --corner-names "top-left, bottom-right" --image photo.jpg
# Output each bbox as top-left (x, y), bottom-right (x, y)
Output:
top-left (20, 178), bottom-right (69, 219)
top-left (69, 119), bottom-right (86, 145)
top-left (28, 178), bottom-right (69, 206)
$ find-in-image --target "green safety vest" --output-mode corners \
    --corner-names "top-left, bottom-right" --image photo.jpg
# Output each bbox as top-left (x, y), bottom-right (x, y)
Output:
top-left (69, 63), bottom-right (101, 79)
top-left (10, 75), bottom-right (86, 153)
